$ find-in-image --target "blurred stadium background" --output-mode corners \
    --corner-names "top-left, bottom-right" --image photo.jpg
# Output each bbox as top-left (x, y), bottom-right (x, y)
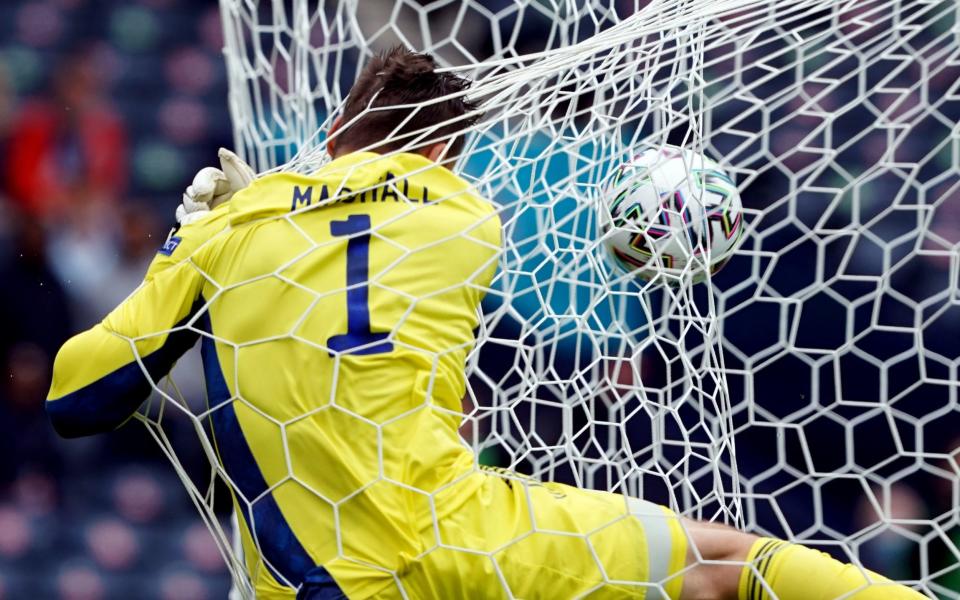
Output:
top-left (0, 0), bottom-right (957, 599)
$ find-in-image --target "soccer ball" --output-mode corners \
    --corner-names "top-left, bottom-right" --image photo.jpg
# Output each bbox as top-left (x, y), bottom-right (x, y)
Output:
top-left (600, 144), bottom-right (744, 284)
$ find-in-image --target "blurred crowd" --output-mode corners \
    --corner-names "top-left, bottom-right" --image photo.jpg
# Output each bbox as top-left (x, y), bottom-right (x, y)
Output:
top-left (0, 0), bottom-right (957, 599)
top-left (0, 0), bottom-right (232, 598)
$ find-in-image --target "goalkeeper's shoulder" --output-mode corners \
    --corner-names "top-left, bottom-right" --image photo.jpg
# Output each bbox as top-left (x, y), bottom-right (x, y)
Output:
top-left (146, 204), bottom-right (232, 279)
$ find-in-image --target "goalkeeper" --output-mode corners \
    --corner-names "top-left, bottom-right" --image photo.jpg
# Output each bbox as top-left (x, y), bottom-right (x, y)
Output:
top-left (46, 47), bottom-right (927, 600)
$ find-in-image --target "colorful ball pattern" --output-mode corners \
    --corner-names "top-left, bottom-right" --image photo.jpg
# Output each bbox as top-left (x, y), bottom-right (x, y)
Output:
top-left (601, 144), bottom-right (744, 284)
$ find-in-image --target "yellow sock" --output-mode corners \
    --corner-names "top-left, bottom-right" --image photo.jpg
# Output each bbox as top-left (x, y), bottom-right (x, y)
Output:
top-left (738, 537), bottom-right (927, 600)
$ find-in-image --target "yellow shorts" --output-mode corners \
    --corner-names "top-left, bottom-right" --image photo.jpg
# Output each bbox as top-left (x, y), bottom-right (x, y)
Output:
top-left (333, 469), bottom-right (689, 600)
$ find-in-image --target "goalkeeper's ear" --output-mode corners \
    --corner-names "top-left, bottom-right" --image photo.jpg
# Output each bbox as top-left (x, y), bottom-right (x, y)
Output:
top-left (326, 116), bottom-right (344, 158)
top-left (424, 141), bottom-right (449, 163)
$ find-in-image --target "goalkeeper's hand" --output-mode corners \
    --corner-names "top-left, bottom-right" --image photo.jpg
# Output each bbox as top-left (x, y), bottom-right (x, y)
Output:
top-left (176, 148), bottom-right (256, 226)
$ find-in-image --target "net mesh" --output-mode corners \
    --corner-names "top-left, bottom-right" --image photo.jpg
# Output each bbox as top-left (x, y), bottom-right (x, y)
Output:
top-left (129, 0), bottom-right (960, 597)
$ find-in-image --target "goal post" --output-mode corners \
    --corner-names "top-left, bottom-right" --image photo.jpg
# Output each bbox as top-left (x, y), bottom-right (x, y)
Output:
top-left (135, 0), bottom-right (960, 596)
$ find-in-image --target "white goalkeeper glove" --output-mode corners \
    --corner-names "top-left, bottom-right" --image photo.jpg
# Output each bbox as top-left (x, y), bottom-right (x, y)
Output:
top-left (175, 148), bottom-right (256, 226)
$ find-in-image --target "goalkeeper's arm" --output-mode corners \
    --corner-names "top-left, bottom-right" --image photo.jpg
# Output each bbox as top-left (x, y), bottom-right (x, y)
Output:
top-left (45, 150), bottom-right (253, 438)
top-left (45, 238), bottom-right (209, 437)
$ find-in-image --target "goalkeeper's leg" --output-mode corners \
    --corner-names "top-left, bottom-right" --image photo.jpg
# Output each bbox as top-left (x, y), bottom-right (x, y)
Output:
top-left (681, 519), bottom-right (928, 599)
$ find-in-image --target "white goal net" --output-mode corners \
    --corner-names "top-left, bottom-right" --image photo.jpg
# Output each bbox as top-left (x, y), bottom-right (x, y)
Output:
top-left (135, 0), bottom-right (960, 597)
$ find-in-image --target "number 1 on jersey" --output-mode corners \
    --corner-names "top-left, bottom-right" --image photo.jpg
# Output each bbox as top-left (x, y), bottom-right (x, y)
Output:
top-left (327, 214), bottom-right (393, 356)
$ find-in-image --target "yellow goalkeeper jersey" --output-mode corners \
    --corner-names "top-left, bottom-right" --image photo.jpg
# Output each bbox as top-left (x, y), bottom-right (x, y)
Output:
top-left (47, 150), bottom-right (688, 600)
top-left (46, 151), bottom-right (503, 597)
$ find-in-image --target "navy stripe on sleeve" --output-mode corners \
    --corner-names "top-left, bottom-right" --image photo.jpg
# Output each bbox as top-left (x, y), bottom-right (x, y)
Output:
top-left (46, 302), bottom-right (204, 439)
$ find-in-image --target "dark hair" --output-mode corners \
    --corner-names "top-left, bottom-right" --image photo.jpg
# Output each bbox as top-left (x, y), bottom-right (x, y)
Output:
top-left (334, 46), bottom-right (482, 159)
